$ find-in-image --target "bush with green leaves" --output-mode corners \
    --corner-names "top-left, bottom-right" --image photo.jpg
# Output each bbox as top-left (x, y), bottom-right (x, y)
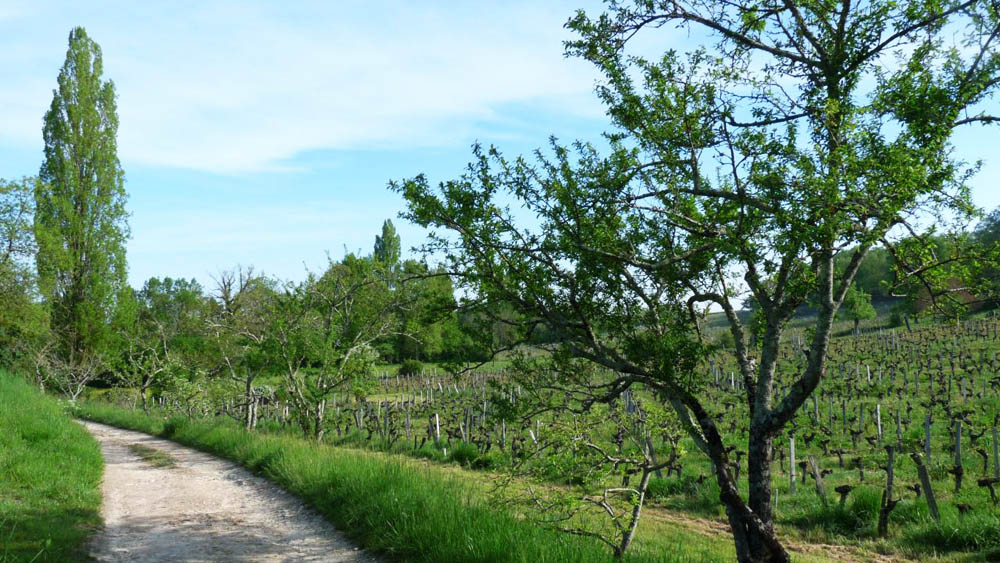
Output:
top-left (399, 359), bottom-right (424, 378)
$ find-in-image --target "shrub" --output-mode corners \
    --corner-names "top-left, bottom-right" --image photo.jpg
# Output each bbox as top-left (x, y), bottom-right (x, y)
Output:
top-left (399, 359), bottom-right (424, 377)
top-left (470, 451), bottom-right (509, 470)
top-left (448, 441), bottom-right (479, 466)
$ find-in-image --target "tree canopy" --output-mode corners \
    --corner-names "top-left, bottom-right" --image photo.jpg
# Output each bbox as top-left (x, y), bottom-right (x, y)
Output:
top-left (374, 219), bottom-right (401, 267)
top-left (35, 26), bottom-right (129, 370)
top-left (396, 1), bottom-right (1000, 560)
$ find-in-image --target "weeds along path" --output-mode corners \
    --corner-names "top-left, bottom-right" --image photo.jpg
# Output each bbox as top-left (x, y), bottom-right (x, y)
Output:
top-left (82, 421), bottom-right (378, 563)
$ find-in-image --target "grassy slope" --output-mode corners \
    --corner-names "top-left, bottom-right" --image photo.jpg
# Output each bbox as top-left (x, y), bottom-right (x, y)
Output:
top-left (76, 402), bottom-right (740, 563)
top-left (0, 372), bottom-right (103, 562)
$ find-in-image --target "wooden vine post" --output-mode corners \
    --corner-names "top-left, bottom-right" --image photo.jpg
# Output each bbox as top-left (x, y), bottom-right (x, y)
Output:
top-left (877, 445), bottom-right (897, 538)
top-left (807, 455), bottom-right (826, 504)
top-left (911, 452), bottom-right (940, 521)
top-left (924, 413), bottom-right (933, 463)
top-left (954, 420), bottom-right (964, 493)
top-left (993, 417), bottom-right (999, 480)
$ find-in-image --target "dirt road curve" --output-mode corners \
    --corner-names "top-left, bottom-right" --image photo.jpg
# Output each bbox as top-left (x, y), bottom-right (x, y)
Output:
top-left (82, 421), bottom-right (378, 562)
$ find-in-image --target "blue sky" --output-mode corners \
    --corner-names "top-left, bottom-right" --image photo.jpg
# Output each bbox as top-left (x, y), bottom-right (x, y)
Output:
top-left (1, 1), bottom-right (998, 289)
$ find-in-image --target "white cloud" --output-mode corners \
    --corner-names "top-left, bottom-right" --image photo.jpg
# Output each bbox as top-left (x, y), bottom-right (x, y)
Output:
top-left (0, 1), bottom-right (605, 174)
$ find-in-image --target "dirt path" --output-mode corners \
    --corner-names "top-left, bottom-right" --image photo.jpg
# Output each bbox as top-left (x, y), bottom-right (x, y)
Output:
top-left (82, 421), bottom-right (378, 562)
top-left (645, 510), bottom-right (906, 563)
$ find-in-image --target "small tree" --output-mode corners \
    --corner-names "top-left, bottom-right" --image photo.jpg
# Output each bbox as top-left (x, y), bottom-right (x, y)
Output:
top-left (270, 255), bottom-right (398, 440)
top-left (840, 284), bottom-right (876, 332)
top-left (496, 355), bottom-right (684, 559)
top-left (119, 278), bottom-right (213, 411)
top-left (208, 266), bottom-right (272, 429)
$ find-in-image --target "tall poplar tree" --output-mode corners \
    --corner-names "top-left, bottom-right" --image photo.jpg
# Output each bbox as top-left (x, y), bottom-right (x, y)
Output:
top-left (36, 27), bottom-right (129, 369)
top-left (373, 219), bottom-right (401, 267)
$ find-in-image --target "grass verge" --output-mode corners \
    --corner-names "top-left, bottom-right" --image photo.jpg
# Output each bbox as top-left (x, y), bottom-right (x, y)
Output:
top-left (0, 372), bottom-right (102, 562)
top-left (76, 402), bottom-right (730, 562)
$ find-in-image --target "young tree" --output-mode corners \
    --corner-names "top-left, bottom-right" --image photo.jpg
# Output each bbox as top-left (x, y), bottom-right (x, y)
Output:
top-left (119, 277), bottom-right (213, 411)
top-left (35, 27), bottom-right (129, 376)
top-left (839, 284), bottom-right (876, 332)
top-left (396, 1), bottom-right (1000, 560)
top-left (208, 266), bottom-right (273, 429)
top-left (498, 356), bottom-right (685, 559)
top-left (270, 255), bottom-right (398, 440)
top-left (393, 259), bottom-right (460, 362)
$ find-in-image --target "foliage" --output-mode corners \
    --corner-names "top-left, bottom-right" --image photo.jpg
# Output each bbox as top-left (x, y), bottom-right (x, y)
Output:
top-left (840, 249), bottom-right (893, 300)
top-left (374, 218), bottom-right (401, 268)
top-left (372, 223), bottom-right (468, 364)
top-left (265, 254), bottom-right (397, 438)
top-left (838, 284), bottom-right (876, 332)
top-left (978, 207), bottom-right (1000, 248)
top-left (0, 177), bottom-right (47, 371)
top-left (399, 359), bottom-right (424, 377)
top-left (975, 206), bottom-right (1000, 307)
top-left (395, 1), bottom-right (1000, 560)
top-left (35, 27), bottom-right (129, 376)
top-left (116, 277), bottom-right (216, 410)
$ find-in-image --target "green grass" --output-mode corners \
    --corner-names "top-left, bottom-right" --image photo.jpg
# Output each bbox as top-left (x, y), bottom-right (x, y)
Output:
top-left (76, 402), bottom-right (730, 562)
top-left (0, 372), bottom-right (103, 562)
top-left (127, 443), bottom-right (176, 468)
top-left (75, 312), bottom-right (1000, 561)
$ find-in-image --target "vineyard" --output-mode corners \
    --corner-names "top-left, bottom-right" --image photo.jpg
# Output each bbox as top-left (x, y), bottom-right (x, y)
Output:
top-left (81, 311), bottom-right (1000, 560)
top-left (4, 1), bottom-right (1000, 562)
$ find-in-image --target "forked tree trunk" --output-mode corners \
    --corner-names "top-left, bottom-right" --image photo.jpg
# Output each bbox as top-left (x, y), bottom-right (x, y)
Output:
top-left (723, 501), bottom-right (788, 562)
top-left (710, 442), bottom-right (788, 563)
top-left (745, 429), bottom-right (782, 561)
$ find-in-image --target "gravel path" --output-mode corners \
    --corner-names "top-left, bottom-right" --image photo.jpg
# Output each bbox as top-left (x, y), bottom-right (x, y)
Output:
top-left (82, 421), bottom-right (378, 562)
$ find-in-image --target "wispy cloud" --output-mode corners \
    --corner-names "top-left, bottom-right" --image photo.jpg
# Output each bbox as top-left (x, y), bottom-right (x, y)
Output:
top-left (0, 1), bottom-right (605, 174)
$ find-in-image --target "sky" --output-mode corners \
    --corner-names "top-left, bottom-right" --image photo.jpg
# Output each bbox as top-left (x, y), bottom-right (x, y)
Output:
top-left (1, 1), bottom-right (998, 290)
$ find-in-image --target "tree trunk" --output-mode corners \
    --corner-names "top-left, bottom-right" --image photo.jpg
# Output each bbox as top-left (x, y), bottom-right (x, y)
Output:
top-left (616, 466), bottom-right (652, 558)
top-left (312, 399), bottom-right (327, 441)
top-left (746, 431), bottom-right (779, 559)
top-left (721, 434), bottom-right (788, 563)
top-left (723, 502), bottom-right (789, 563)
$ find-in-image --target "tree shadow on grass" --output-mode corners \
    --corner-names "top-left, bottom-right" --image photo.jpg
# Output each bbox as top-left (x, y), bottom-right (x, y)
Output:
top-left (0, 505), bottom-right (100, 562)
